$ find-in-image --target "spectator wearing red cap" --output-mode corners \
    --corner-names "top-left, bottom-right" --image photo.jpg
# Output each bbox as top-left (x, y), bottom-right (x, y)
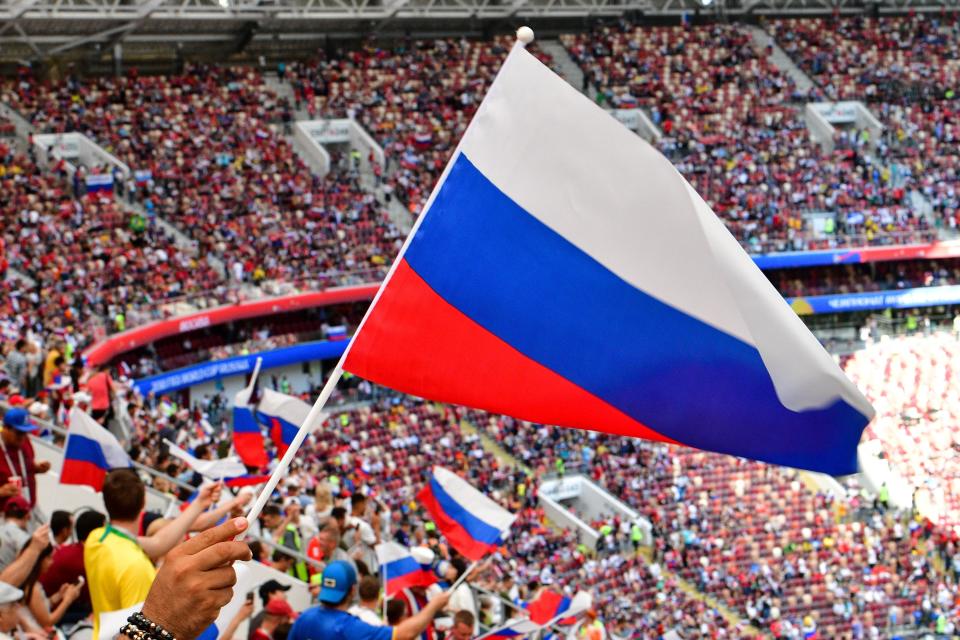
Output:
top-left (0, 495), bottom-right (32, 571)
top-left (251, 597), bottom-right (298, 640)
top-left (0, 407), bottom-right (49, 511)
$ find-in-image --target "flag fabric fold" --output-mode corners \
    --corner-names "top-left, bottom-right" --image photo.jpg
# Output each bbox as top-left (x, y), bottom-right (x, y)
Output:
top-left (478, 618), bottom-right (543, 640)
top-left (165, 440), bottom-right (248, 480)
top-left (415, 466), bottom-right (516, 561)
top-left (232, 370), bottom-right (267, 469)
top-left (375, 542), bottom-right (438, 597)
top-left (61, 408), bottom-right (132, 491)
top-left (342, 42), bottom-right (874, 475)
top-left (254, 389), bottom-right (322, 458)
top-left (525, 590), bottom-right (591, 626)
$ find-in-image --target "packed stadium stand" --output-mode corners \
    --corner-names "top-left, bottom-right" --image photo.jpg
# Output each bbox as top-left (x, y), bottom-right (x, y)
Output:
top-left (2, 9), bottom-right (960, 640)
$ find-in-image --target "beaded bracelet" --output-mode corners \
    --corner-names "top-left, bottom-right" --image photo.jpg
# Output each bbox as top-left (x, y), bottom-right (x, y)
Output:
top-left (119, 623), bottom-right (149, 640)
top-left (122, 611), bottom-right (178, 640)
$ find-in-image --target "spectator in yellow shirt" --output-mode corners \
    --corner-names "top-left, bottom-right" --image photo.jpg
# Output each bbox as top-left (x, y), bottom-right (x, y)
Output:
top-left (85, 469), bottom-right (222, 639)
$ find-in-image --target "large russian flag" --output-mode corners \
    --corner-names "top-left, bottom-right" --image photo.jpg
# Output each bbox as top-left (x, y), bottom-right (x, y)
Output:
top-left (416, 466), bottom-right (516, 561)
top-left (255, 389), bottom-right (321, 458)
top-left (342, 40), bottom-right (874, 475)
top-left (61, 408), bottom-right (131, 491)
top-left (375, 542), bottom-right (438, 597)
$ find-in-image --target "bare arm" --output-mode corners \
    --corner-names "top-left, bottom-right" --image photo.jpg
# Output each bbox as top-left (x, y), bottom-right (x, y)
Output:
top-left (191, 493), bottom-right (252, 533)
top-left (30, 581), bottom-right (80, 628)
top-left (220, 600), bottom-right (254, 640)
top-left (394, 591), bottom-right (451, 640)
top-left (0, 525), bottom-right (49, 588)
top-left (139, 483), bottom-right (222, 560)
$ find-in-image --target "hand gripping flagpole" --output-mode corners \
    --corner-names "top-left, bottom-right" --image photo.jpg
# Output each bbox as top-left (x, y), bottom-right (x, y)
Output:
top-left (245, 25), bottom-right (538, 528)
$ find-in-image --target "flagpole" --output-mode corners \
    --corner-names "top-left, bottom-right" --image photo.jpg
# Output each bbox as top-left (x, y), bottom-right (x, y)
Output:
top-left (244, 363), bottom-right (344, 525)
top-left (249, 356), bottom-right (263, 389)
top-left (446, 559), bottom-right (479, 593)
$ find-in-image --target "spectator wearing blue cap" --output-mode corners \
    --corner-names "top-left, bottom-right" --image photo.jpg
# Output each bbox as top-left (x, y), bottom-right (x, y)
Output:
top-left (0, 407), bottom-right (49, 511)
top-left (289, 560), bottom-right (451, 640)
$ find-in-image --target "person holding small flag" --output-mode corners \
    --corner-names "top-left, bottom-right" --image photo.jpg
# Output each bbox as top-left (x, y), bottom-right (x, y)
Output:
top-left (289, 560), bottom-right (451, 640)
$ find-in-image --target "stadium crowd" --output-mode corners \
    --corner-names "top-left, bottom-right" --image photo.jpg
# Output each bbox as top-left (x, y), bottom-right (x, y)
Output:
top-left (2, 14), bottom-right (960, 640)
top-left (476, 412), bottom-right (960, 639)
top-left (845, 332), bottom-right (960, 531)
top-left (283, 37), bottom-right (553, 219)
top-left (768, 257), bottom-right (960, 297)
top-left (766, 14), bottom-right (960, 232)
top-left (558, 21), bottom-right (940, 253)
top-left (4, 67), bottom-right (402, 288)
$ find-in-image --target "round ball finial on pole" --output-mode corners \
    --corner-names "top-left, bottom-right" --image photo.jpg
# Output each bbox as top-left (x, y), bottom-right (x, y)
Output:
top-left (516, 26), bottom-right (535, 46)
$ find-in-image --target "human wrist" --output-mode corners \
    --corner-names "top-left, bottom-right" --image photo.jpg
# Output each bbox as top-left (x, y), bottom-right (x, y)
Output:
top-left (139, 604), bottom-right (186, 640)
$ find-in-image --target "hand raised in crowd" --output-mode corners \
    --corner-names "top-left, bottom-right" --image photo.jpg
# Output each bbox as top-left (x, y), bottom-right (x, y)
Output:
top-left (33, 461), bottom-right (51, 474)
top-left (196, 481), bottom-right (223, 509)
top-left (0, 483), bottom-right (19, 498)
top-left (139, 517), bottom-right (252, 640)
top-left (29, 524), bottom-right (51, 552)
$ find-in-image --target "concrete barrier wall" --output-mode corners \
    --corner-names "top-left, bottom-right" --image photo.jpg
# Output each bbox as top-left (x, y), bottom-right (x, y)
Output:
top-left (539, 494), bottom-right (600, 549)
top-left (32, 132), bottom-right (131, 179)
top-left (293, 121), bottom-right (332, 175)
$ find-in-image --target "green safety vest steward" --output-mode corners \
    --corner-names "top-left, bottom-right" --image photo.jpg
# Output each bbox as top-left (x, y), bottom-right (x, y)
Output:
top-left (285, 524), bottom-right (308, 582)
top-left (600, 524), bottom-right (613, 537)
top-left (631, 523), bottom-right (643, 542)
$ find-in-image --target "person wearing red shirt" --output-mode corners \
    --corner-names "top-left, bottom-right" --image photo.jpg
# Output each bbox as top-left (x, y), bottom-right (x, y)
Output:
top-left (0, 408), bottom-right (50, 511)
top-left (39, 510), bottom-right (106, 626)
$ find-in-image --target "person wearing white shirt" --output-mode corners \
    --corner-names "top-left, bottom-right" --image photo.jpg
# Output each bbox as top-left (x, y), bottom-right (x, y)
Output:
top-left (347, 576), bottom-right (385, 627)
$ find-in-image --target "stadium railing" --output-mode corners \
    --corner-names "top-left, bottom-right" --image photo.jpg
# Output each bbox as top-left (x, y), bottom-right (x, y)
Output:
top-left (744, 229), bottom-right (942, 255)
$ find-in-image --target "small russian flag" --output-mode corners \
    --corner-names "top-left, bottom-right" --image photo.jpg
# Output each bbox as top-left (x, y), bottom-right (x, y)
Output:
top-left (375, 542), bottom-right (438, 597)
top-left (61, 408), bottom-right (132, 491)
top-left (233, 364), bottom-right (267, 468)
top-left (256, 389), bottom-right (322, 457)
top-left (415, 466), bottom-right (516, 562)
top-left (478, 619), bottom-right (542, 640)
top-left (525, 590), bottom-right (592, 626)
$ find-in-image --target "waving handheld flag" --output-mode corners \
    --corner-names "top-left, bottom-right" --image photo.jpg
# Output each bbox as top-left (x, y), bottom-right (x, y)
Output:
top-left (526, 590), bottom-right (592, 626)
top-left (339, 34), bottom-right (873, 475)
top-left (233, 358), bottom-right (267, 468)
top-left (477, 618), bottom-right (544, 640)
top-left (375, 542), bottom-right (438, 597)
top-left (242, 27), bottom-right (872, 531)
top-left (61, 407), bottom-right (132, 491)
top-left (165, 440), bottom-right (248, 480)
top-left (255, 388), bottom-right (322, 457)
top-left (416, 466), bottom-right (516, 561)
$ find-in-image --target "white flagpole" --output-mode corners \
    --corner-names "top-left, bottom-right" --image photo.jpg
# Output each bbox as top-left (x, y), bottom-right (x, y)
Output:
top-left (244, 26), bottom-right (537, 527)
top-left (446, 559), bottom-right (479, 593)
top-left (248, 356), bottom-right (263, 390)
top-left (244, 363), bottom-right (343, 525)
